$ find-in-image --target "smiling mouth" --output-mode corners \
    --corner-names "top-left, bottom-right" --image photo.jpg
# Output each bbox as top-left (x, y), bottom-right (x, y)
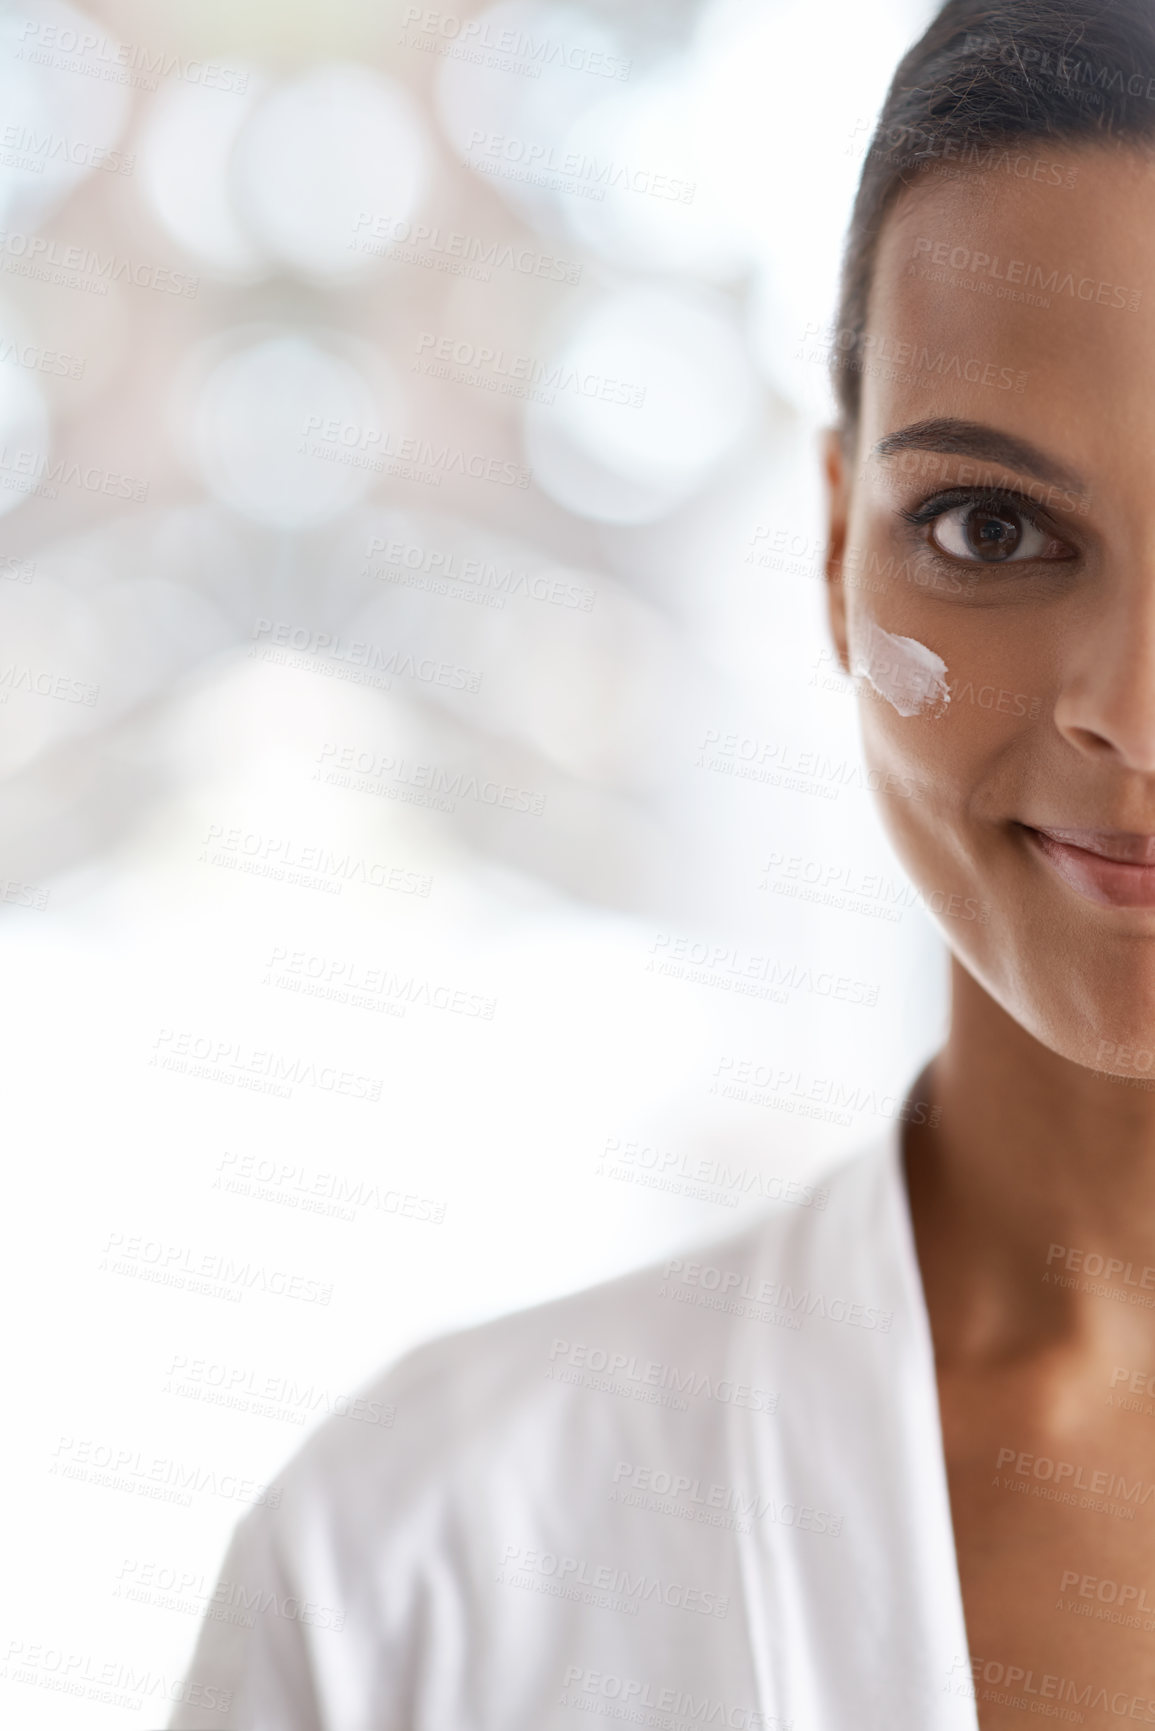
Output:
top-left (1024, 826), bottom-right (1155, 907)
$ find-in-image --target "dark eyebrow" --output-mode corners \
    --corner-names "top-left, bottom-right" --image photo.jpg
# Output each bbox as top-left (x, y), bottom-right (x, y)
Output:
top-left (872, 418), bottom-right (1086, 496)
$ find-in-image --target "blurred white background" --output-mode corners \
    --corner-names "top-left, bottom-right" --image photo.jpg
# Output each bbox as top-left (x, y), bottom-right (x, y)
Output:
top-left (0, 0), bottom-right (946, 1721)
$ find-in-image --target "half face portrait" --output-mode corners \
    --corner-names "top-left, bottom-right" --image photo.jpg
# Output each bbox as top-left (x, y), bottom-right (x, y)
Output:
top-left (827, 135), bottom-right (1155, 1078)
top-left (18, 4), bottom-right (1155, 1731)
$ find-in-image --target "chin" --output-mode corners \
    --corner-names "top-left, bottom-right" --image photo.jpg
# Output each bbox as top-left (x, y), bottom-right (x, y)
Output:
top-left (987, 945), bottom-right (1155, 1083)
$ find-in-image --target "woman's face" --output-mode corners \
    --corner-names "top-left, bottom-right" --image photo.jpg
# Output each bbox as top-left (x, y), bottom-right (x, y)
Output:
top-left (825, 146), bottom-right (1155, 1078)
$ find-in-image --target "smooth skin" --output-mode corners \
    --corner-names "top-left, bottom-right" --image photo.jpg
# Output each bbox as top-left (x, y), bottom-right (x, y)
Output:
top-left (825, 146), bottom-right (1155, 1728)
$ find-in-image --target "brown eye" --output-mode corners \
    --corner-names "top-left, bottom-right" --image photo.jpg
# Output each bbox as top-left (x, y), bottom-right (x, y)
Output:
top-left (929, 502), bottom-right (1068, 564)
top-left (963, 506), bottom-right (1020, 559)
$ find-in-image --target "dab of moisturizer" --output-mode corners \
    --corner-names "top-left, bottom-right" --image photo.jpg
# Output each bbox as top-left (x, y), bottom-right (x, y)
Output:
top-left (850, 618), bottom-right (950, 718)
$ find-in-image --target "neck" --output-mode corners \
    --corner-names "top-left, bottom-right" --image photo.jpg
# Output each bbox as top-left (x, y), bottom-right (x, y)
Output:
top-left (905, 957), bottom-right (1155, 1362)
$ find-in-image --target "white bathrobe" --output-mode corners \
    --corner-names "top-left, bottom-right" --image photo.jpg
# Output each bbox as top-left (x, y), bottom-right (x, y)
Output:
top-left (168, 1121), bottom-right (981, 1730)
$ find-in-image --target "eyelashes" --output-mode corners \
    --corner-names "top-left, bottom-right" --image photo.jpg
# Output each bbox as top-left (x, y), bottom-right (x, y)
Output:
top-left (898, 486), bottom-right (1077, 567)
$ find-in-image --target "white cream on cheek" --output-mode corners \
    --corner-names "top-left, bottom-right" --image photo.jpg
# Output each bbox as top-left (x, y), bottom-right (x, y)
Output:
top-left (850, 617), bottom-right (950, 718)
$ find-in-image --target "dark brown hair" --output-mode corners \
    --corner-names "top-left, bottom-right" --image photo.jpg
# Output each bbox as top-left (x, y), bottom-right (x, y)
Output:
top-left (835, 0), bottom-right (1155, 439)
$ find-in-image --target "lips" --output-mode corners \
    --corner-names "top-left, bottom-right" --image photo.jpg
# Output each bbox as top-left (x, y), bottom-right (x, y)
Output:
top-left (1026, 826), bottom-right (1155, 907)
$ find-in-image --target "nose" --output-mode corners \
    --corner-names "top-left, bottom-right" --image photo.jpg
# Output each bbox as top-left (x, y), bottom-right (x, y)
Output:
top-left (1053, 580), bottom-right (1155, 772)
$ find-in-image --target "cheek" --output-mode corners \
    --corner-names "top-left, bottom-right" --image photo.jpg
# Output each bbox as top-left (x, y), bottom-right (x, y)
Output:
top-left (845, 524), bottom-right (1053, 829)
top-left (856, 699), bottom-right (967, 880)
top-left (853, 695), bottom-right (1019, 996)
top-left (850, 611), bottom-right (1043, 894)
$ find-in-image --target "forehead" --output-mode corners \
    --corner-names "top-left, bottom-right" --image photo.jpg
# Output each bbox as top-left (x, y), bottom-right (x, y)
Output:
top-left (861, 147), bottom-right (1155, 482)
